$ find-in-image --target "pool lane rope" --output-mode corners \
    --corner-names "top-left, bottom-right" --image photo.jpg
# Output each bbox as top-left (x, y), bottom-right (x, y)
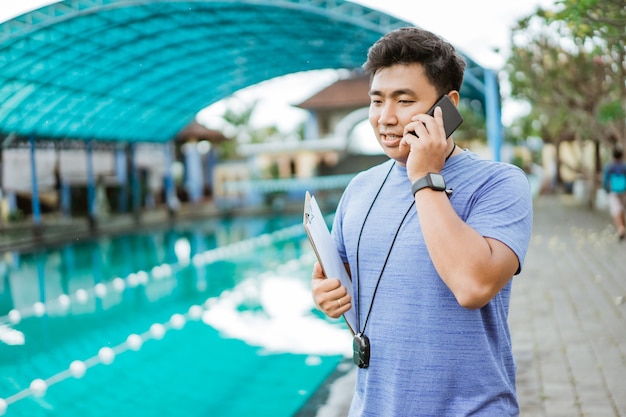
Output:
top-left (0, 223), bottom-right (308, 416)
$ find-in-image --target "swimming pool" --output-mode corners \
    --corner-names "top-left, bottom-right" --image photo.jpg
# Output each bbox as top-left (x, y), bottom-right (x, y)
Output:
top-left (0, 215), bottom-right (352, 416)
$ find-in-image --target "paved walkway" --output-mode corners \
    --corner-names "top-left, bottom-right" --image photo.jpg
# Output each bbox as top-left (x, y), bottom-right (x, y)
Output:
top-left (511, 195), bottom-right (626, 416)
top-left (305, 195), bottom-right (626, 417)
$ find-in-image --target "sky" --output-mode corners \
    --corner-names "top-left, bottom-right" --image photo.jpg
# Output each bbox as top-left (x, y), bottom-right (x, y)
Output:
top-left (1, 0), bottom-right (557, 132)
top-left (356, 0), bottom-right (555, 70)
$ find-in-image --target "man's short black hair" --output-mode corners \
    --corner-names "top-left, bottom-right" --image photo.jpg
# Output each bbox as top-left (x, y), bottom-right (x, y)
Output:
top-left (363, 27), bottom-right (466, 97)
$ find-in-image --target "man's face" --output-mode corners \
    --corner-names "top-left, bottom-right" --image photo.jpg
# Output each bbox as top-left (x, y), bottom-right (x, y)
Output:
top-left (368, 63), bottom-right (439, 166)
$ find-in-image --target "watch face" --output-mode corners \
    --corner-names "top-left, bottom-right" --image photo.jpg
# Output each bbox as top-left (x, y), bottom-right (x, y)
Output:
top-left (429, 174), bottom-right (446, 190)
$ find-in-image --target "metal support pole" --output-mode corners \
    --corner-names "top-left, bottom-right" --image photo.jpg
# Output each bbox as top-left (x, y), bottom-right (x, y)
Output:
top-left (163, 142), bottom-right (178, 217)
top-left (129, 144), bottom-right (141, 220)
top-left (29, 135), bottom-right (42, 227)
top-left (183, 143), bottom-right (203, 203)
top-left (115, 145), bottom-right (128, 213)
top-left (484, 69), bottom-right (503, 162)
top-left (86, 140), bottom-right (96, 229)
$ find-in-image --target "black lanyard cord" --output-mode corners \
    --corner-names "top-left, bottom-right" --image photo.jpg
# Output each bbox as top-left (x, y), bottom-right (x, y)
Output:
top-left (354, 161), bottom-right (416, 335)
top-left (357, 200), bottom-right (415, 335)
top-left (354, 145), bottom-right (456, 335)
top-left (354, 162), bottom-right (394, 332)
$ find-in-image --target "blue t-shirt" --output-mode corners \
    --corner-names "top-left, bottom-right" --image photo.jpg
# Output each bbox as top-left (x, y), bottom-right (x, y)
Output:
top-left (332, 151), bottom-right (533, 417)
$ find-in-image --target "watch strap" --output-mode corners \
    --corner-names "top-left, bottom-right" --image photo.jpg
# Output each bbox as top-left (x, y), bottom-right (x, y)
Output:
top-left (411, 176), bottom-right (431, 195)
top-left (411, 173), bottom-right (446, 195)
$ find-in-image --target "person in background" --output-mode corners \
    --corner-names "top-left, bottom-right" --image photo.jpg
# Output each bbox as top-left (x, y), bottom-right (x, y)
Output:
top-left (311, 27), bottom-right (533, 416)
top-left (602, 147), bottom-right (626, 240)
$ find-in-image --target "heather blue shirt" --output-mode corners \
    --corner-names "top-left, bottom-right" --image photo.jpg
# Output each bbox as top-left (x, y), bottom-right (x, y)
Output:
top-left (332, 151), bottom-right (533, 417)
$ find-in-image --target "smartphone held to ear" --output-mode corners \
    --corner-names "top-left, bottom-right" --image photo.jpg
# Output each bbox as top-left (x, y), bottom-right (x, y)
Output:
top-left (411, 95), bottom-right (463, 139)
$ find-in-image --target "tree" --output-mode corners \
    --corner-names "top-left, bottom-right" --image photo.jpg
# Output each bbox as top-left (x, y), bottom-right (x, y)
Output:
top-left (542, 0), bottom-right (626, 146)
top-left (213, 98), bottom-right (290, 160)
top-left (505, 0), bottom-right (625, 203)
top-left (453, 100), bottom-right (487, 145)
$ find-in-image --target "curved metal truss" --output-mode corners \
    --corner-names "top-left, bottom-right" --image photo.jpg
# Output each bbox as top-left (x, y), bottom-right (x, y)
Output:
top-left (0, 0), bottom-right (490, 144)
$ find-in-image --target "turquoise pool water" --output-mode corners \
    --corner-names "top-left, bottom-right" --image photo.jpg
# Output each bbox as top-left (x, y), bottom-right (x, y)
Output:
top-left (0, 215), bottom-right (351, 416)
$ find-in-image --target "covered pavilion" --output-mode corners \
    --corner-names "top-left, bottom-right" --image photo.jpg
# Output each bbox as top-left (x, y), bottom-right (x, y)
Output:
top-left (0, 0), bottom-right (503, 226)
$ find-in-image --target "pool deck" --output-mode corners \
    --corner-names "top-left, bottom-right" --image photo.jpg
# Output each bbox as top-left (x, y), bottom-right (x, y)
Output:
top-left (2, 195), bottom-right (626, 416)
top-left (0, 200), bottom-right (286, 254)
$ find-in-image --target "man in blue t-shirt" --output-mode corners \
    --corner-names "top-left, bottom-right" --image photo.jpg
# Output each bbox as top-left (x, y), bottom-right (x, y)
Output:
top-left (311, 27), bottom-right (533, 416)
top-left (602, 147), bottom-right (626, 240)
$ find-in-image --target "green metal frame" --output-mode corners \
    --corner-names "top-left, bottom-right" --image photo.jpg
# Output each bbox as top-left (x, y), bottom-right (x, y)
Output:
top-left (0, 0), bottom-right (496, 147)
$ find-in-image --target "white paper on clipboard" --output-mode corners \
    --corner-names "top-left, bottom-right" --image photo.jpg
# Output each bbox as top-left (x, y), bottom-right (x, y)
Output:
top-left (303, 191), bottom-right (355, 332)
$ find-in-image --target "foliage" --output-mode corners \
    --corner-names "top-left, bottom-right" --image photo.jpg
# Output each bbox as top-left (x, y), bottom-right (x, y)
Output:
top-left (505, 0), bottom-right (625, 150)
top-left (504, 0), bottom-right (625, 202)
top-left (7, 209), bottom-right (24, 223)
top-left (454, 100), bottom-right (487, 144)
top-left (215, 98), bottom-right (296, 160)
top-left (214, 98), bottom-right (256, 160)
top-left (543, 0), bottom-right (626, 144)
top-left (216, 136), bottom-right (240, 160)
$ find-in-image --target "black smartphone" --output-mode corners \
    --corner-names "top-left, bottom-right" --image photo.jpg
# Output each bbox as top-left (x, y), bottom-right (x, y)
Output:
top-left (411, 95), bottom-right (463, 139)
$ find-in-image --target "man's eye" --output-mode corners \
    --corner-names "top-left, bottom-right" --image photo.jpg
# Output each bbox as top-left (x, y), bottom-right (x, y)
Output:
top-left (399, 100), bottom-right (415, 104)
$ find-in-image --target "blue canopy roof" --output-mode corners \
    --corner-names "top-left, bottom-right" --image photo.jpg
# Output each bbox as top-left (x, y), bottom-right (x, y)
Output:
top-left (0, 0), bottom-right (490, 144)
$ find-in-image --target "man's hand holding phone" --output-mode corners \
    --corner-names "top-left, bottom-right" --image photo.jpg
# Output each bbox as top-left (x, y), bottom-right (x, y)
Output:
top-left (424, 95), bottom-right (464, 139)
top-left (400, 95), bottom-right (463, 182)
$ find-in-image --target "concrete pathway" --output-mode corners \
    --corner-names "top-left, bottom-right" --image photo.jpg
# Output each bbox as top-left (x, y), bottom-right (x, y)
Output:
top-left (511, 195), bottom-right (626, 416)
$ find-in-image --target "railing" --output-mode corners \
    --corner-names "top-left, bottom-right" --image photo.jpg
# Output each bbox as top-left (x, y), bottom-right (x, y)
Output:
top-left (223, 174), bottom-right (355, 194)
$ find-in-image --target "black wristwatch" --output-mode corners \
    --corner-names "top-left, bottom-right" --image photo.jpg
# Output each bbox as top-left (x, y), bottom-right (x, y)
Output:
top-left (411, 172), bottom-right (446, 195)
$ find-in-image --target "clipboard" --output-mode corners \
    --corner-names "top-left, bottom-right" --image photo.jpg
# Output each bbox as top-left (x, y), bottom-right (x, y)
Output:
top-left (303, 191), bottom-right (356, 332)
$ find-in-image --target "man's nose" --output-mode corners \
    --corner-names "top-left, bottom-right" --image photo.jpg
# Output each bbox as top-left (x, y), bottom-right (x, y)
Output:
top-left (378, 104), bottom-right (397, 125)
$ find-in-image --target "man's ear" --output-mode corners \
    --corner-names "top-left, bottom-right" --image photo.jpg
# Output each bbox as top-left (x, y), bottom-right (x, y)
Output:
top-left (447, 91), bottom-right (460, 106)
